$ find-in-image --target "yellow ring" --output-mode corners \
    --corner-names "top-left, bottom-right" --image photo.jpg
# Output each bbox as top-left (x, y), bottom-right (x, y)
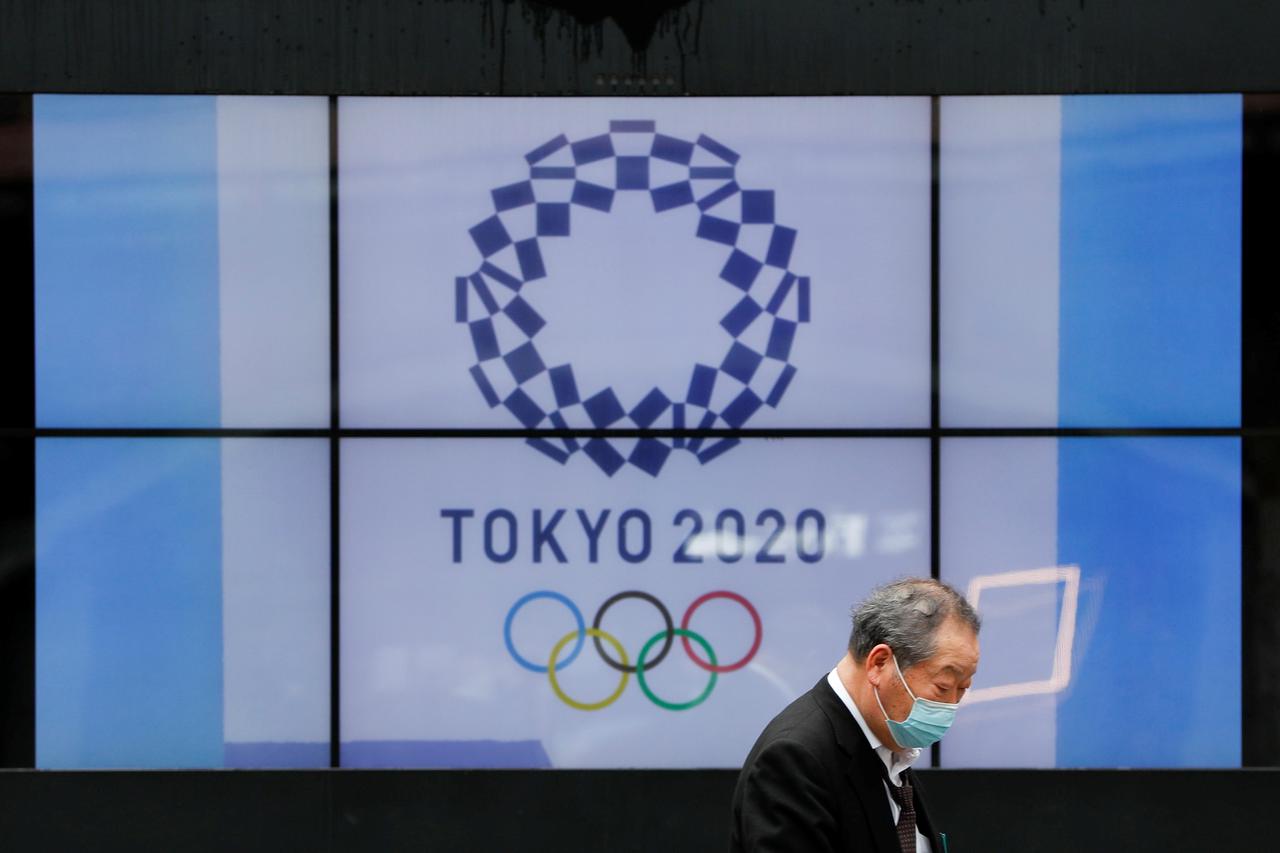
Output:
top-left (547, 627), bottom-right (629, 711)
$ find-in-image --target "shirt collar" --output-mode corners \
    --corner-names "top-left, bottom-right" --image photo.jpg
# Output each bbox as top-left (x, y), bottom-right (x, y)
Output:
top-left (826, 666), bottom-right (922, 785)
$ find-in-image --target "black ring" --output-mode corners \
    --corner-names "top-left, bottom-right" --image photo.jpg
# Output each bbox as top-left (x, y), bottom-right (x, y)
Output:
top-left (592, 590), bottom-right (674, 673)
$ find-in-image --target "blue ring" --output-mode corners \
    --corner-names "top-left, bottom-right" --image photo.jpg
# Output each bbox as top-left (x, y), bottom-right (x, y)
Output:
top-left (504, 590), bottom-right (586, 673)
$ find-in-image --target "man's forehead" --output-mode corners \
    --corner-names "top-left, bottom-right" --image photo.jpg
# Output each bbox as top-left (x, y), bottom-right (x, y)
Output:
top-left (925, 625), bottom-right (980, 675)
top-left (934, 662), bottom-right (971, 677)
top-left (917, 657), bottom-right (977, 684)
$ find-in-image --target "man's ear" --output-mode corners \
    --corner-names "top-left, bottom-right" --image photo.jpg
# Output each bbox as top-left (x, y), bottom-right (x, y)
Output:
top-left (864, 643), bottom-right (893, 686)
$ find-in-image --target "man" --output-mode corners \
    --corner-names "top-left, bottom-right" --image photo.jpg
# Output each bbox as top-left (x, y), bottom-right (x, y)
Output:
top-left (729, 578), bottom-right (981, 852)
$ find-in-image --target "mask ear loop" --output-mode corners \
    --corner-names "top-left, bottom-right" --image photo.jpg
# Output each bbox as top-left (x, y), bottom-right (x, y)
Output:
top-left (872, 683), bottom-right (901, 724)
top-left (873, 654), bottom-right (913, 724)
top-left (892, 655), bottom-right (920, 703)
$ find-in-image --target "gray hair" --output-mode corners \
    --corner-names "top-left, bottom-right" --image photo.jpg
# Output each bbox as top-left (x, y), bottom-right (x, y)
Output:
top-left (848, 577), bottom-right (981, 670)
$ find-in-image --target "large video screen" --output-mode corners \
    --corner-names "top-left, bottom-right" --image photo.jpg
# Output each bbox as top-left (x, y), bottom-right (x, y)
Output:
top-left (26, 94), bottom-right (1242, 768)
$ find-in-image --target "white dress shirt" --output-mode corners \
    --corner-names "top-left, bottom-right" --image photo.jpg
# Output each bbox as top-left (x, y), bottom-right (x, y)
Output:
top-left (827, 667), bottom-right (934, 853)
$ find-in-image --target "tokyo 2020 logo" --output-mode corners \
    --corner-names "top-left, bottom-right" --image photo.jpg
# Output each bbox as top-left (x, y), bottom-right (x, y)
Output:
top-left (455, 120), bottom-right (811, 477)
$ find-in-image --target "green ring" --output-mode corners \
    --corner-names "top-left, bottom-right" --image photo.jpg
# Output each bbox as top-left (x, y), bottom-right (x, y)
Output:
top-left (635, 628), bottom-right (718, 711)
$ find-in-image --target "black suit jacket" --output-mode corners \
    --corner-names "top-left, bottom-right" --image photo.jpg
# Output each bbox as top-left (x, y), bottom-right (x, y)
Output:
top-left (729, 676), bottom-right (944, 852)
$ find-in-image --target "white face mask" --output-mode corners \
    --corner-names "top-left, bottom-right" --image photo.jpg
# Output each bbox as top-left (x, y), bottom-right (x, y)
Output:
top-left (872, 655), bottom-right (959, 749)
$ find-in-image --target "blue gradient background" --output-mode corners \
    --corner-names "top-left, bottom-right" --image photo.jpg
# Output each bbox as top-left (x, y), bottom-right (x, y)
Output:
top-left (34, 95), bottom-right (222, 428)
top-left (36, 439), bottom-right (224, 768)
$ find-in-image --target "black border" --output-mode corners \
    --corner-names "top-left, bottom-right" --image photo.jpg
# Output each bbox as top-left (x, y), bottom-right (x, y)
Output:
top-left (0, 93), bottom-right (34, 768)
top-left (929, 94), bottom-right (942, 770)
top-left (1242, 95), bottom-right (1280, 765)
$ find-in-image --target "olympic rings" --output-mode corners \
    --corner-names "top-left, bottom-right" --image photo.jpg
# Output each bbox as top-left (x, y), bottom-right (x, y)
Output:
top-left (548, 628), bottom-right (630, 711)
top-left (504, 589), bottom-right (761, 711)
top-left (681, 590), bottom-right (763, 673)
top-left (505, 590), bottom-right (585, 673)
top-left (636, 628), bottom-right (717, 711)
top-left (593, 590), bottom-right (673, 674)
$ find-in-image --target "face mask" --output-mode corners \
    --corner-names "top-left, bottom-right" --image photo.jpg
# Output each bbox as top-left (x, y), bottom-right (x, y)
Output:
top-left (872, 655), bottom-right (959, 749)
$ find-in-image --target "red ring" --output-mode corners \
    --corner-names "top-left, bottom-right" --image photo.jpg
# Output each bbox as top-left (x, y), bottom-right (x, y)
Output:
top-left (680, 590), bottom-right (762, 673)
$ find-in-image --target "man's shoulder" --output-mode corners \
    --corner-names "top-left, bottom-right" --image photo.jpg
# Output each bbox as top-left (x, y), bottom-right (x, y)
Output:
top-left (729, 680), bottom-right (855, 853)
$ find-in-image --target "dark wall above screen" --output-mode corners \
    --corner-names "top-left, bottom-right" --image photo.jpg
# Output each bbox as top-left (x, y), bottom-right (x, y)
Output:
top-left (3, 0), bottom-right (1280, 95)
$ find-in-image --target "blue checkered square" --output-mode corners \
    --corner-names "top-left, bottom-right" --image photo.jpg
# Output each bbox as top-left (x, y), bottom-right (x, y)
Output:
top-left (616, 156), bottom-right (650, 190)
top-left (629, 388), bottom-right (671, 428)
top-left (721, 341), bottom-right (764, 384)
top-left (504, 341), bottom-right (546, 384)
top-left (583, 388), bottom-right (626, 427)
top-left (572, 181), bottom-right (614, 212)
top-left (583, 438), bottom-right (626, 476)
top-left (504, 388), bottom-right (546, 428)
top-left (629, 439), bottom-right (672, 477)
top-left (470, 216), bottom-right (512, 257)
top-left (652, 182), bottom-right (694, 211)
top-left (572, 134), bottom-right (614, 164)
top-left (742, 190), bottom-right (775, 224)
top-left (721, 249), bottom-right (764, 291)
top-left (536, 203), bottom-right (571, 237)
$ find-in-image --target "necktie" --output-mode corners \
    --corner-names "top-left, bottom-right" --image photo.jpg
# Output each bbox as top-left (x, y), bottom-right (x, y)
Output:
top-left (886, 771), bottom-right (916, 853)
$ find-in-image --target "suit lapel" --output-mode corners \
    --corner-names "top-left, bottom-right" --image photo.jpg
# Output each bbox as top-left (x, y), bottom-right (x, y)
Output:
top-left (811, 678), bottom-right (904, 853)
